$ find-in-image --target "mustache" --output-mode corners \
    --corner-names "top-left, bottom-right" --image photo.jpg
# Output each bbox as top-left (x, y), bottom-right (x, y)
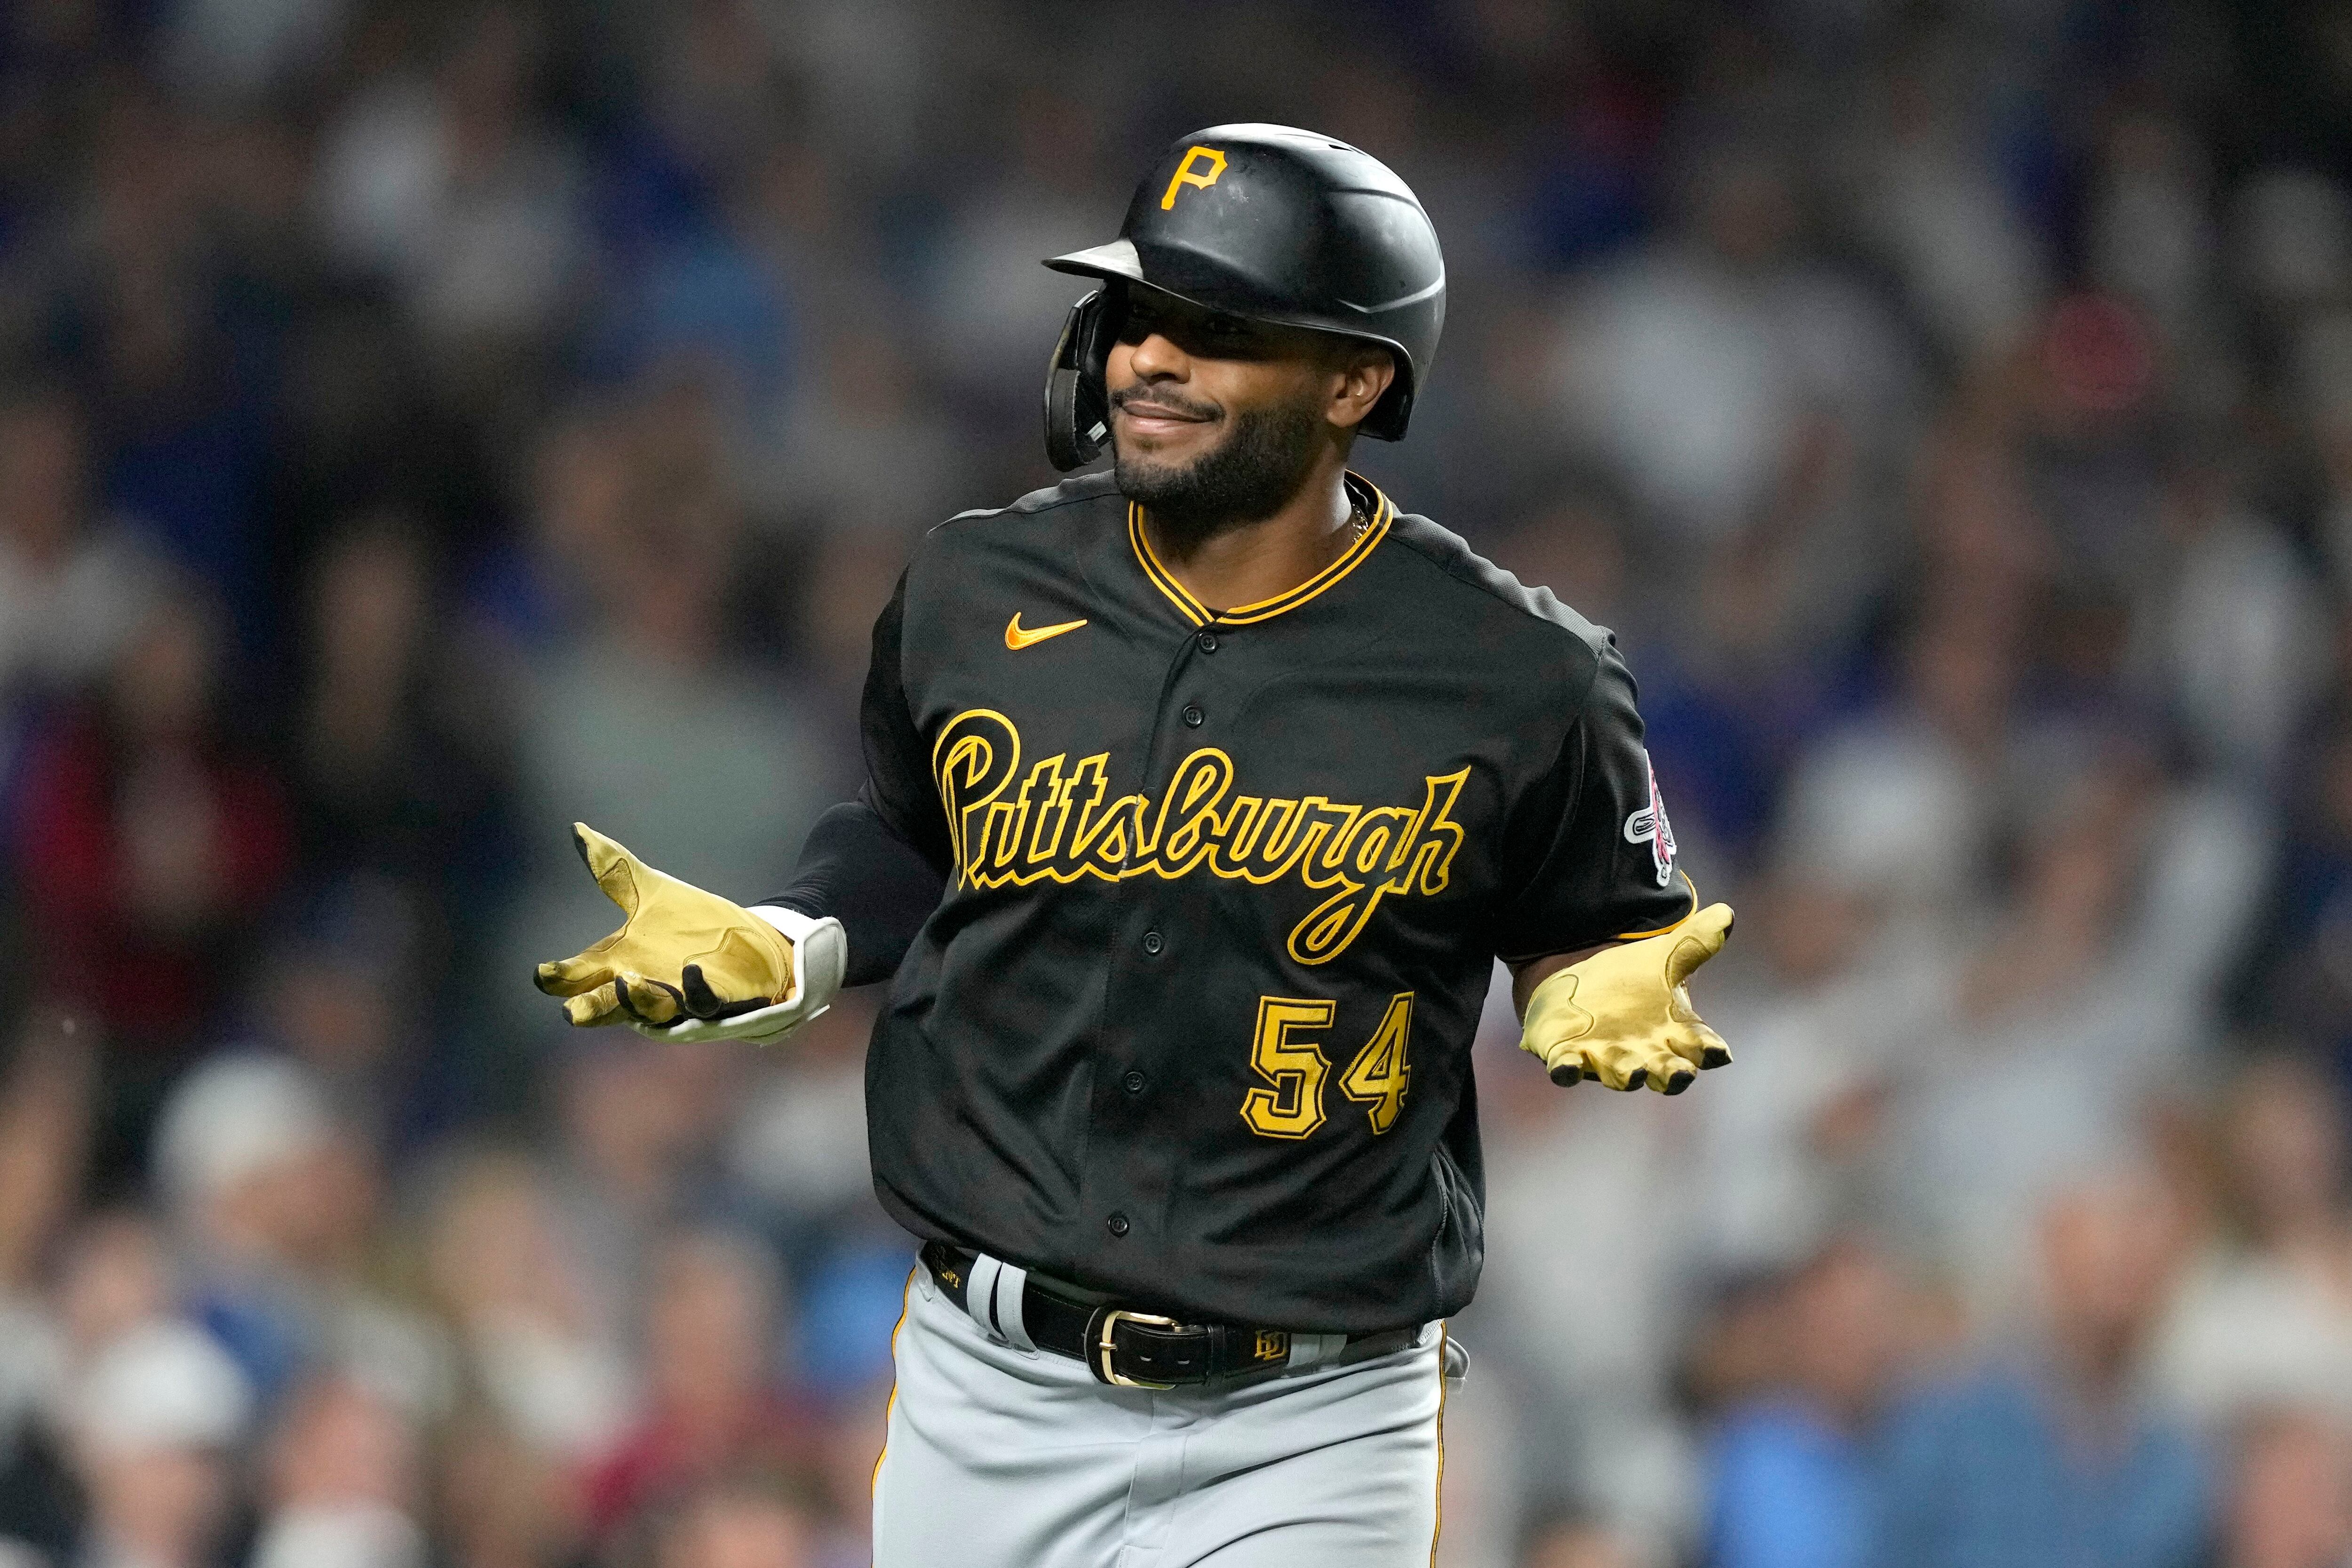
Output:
top-left (1111, 383), bottom-right (1222, 422)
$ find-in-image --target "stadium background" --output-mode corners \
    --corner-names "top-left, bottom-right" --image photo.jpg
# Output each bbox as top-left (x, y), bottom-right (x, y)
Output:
top-left (0, 0), bottom-right (2346, 1564)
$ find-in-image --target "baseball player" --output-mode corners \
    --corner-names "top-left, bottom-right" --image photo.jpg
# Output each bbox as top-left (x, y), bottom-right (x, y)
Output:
top-left (534, 124), bottom-right (1733, 1565)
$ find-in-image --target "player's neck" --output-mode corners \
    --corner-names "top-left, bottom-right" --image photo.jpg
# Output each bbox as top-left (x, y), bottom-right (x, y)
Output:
top-left (1142, 455), bottom-right (1356, 615)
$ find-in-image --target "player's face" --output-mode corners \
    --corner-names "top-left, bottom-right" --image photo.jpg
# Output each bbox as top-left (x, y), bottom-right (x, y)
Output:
top-left (1106, 290), bottom-right (1335, 456)
top-left (1106, 288), bottom-right (1383, 530)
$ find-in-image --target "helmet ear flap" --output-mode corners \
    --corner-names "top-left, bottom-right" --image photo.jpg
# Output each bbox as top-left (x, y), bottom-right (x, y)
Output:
top-left (1043, 289), bottom-right (1114, 471)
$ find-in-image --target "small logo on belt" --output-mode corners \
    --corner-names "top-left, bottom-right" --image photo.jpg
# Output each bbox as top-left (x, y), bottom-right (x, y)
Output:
top-left (1006, 613), bottom-right (1088, 651)
top-left (1253, 1329), bottom-right (1288, 1362)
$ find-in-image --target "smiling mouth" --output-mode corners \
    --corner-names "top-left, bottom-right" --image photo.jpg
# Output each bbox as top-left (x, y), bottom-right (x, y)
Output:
top-left (1112, 393), bottom-right (1216, 427)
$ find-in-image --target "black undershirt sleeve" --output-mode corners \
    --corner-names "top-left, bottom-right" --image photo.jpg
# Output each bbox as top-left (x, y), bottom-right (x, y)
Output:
top-left (763, 570), bottom-right (951, 987)
top-left (767, 794), bottom-right (946, 987)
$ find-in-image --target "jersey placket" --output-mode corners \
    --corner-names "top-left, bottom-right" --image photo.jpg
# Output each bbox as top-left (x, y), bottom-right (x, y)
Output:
top-left (1076, 480), bottom-right (1395, 1283)
top-left (1081, 610), bottom-right (1232, 1268)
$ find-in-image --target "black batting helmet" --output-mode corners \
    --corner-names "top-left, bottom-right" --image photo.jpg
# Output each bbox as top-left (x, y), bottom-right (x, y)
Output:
top-left (1040, 123), bottom-right (1447, 471)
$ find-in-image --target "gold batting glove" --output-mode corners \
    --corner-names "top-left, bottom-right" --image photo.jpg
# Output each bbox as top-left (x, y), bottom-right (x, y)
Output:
top-left (1518, 903), bottom-right (1735, 1094)
top-left (533, 824), bottom-right (796, 1029)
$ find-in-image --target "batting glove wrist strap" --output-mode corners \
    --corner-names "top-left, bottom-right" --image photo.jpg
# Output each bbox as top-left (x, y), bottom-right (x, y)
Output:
top-left (632, 907), bottom-right (847, 1045)
top-left (1518, 902), bottom-right (1735, 1094)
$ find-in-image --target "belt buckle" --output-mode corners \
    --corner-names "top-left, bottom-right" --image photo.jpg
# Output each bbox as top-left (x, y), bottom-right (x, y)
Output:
top-left (1094, 1308), bottom-right (1181, 1389)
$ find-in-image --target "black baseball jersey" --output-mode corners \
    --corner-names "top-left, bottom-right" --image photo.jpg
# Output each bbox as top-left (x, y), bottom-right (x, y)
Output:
top-left (819, 470), bottom-right (1691, 1332)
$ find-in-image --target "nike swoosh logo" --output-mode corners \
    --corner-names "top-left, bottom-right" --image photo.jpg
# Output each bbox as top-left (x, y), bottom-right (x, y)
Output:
top-left (1006, 613), bottom-right (1089, 650)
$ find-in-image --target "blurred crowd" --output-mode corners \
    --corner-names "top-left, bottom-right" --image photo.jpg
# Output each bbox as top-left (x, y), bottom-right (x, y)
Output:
top-left (2, 0), bottom-right (2351, 1565)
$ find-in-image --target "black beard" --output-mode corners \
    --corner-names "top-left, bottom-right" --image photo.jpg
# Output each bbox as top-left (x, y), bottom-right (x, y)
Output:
top-left (1113, 398), bottom-right (1325, 548)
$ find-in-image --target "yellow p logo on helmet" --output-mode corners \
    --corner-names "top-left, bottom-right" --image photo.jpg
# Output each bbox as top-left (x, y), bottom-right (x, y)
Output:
top-left (1160, 146), bottom-right (1228, 210)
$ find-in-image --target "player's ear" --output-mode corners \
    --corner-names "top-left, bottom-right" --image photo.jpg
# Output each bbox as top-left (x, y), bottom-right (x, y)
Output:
top-left (1325, 345), bottom-right (1397, 432)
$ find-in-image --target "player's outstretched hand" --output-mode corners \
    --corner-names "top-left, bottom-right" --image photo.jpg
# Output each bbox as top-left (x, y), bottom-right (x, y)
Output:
top-left (532, 823), bottom-right (842, 1045)
top-left (1518, 903), bottom-right (1734, 1094)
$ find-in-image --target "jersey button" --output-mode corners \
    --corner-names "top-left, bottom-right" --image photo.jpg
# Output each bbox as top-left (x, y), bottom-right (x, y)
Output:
top-left (1123, 1069), bottom-right (1147, 1094)
top-left (1107, 1212), bottom-right (1130, 1238)
top-left (1181, 704), bottom-right (1204, 728)
top-left (1197, 630), bottom-right (1220, 654)
top-left (1141, 930), bottom-right (1165, 956)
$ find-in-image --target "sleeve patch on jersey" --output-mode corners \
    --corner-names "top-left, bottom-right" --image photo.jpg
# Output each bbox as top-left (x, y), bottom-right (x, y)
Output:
top-left (1622, 755), bottom-right (1678, 889)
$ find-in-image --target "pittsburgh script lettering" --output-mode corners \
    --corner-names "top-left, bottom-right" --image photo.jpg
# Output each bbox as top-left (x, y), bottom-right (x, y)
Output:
top-left (930, 709), bottom-right (1469, 965)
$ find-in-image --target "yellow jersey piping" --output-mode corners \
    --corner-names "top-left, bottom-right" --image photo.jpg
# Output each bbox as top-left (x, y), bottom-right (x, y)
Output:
top-left (1128, 476), bottom-right (1395, 629)
top-left (1129, 502), bottom-right (1211, 625)
top-left (1613, 870), bottom-right (1699, 940)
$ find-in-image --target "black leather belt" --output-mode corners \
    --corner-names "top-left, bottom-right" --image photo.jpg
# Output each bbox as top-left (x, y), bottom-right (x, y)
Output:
top-left (920, 1241), bottom-right (1414, 1388)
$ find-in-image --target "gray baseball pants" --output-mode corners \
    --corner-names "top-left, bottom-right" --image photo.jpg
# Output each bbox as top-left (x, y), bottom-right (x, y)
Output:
top-left (870, 1255), bottom-right (1454, 1566)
